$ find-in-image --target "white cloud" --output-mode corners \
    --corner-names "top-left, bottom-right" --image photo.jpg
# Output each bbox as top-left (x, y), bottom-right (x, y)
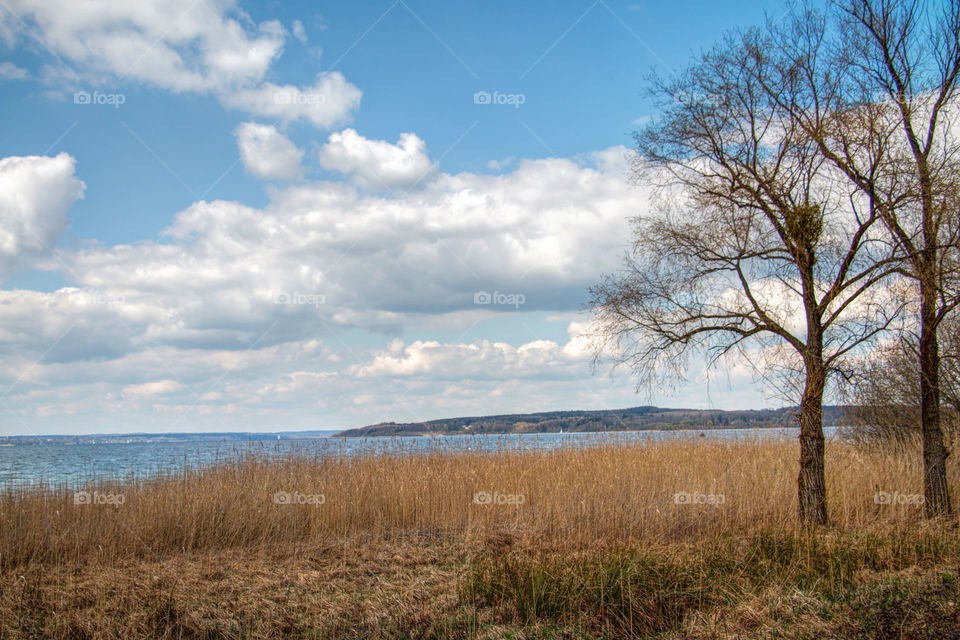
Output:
top-left (0, 144), bottom-right (709, 432)
top-left (0, 153), bottom-right (84, 278)
top-left (0, 144), bottom-right (634, 348)
top-left (588, 147), bottom-right (631, 175)
top-left (5, 0), bottom-right (282, 92)
top-left (487, 156), bottom-right (515, 172)
top-left (291, 20), bottom-right (307, 44)
top-left (3, 0), bottom-right (361, 126)
top-left (319, 128), bottom-right (435, 189)
top-left (348, 325), bottom-right (592, 380)
top-left (0, 61), bottom-right (27, 79)
top-left (46, 145), bottom-right (636, 336)
top-left (0, 315), bottom-right (765, 434)
top-left (234, 122), bottom-right (304, 181)
top-left (222, 73), bottom-right (361, 128)
top-left (122, 379), bottom-right (184, 398)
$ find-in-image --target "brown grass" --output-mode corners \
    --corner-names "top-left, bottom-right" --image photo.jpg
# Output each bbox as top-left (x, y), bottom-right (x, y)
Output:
top-left (1, 435), bottom-right (959, 638)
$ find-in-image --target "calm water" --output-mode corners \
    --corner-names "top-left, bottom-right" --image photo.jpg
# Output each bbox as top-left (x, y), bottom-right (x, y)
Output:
top-left (0, 427), bottom-right (842, 490)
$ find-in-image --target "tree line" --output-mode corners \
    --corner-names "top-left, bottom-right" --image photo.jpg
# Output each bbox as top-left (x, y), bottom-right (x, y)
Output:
top-left (590, 0), bottom-right (960, 525)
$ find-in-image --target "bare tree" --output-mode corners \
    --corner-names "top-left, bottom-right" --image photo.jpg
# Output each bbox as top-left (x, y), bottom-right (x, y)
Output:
top-left (754, 0), bottom-right (960, 516)
top-left (847, 313), bottom-right (960, 446)
top-left (590, 28), bottom-right (899, 525)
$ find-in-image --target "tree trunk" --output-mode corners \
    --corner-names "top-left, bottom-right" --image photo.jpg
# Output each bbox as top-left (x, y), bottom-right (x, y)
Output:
top-left (798, 352), bottom-right (828, 526)
top-left (920, 279), bottom-right (952, 517)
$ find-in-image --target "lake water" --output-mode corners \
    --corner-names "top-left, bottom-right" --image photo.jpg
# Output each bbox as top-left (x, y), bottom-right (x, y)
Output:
top-left (0, 427), bottom-right (842, 490)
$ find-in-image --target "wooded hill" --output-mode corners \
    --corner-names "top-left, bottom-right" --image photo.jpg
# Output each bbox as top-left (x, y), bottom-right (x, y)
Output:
top-left (335, 405), bottom-right (850, 437)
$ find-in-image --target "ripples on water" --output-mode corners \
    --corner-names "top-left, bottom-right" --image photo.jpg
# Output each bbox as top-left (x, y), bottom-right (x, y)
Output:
top-left (0, 427), bottom-right (841, 490)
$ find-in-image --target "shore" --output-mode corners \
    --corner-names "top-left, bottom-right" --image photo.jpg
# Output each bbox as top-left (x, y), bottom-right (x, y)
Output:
top-left (2, 437), bottom-right (957, 638)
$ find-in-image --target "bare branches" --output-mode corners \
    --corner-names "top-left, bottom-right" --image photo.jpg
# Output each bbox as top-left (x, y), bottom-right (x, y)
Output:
top-left (846, 314), bottom-right (960, 446)
top-left (589, 0), bottom-right (960, 525)
top-left (592, 19), bottom-right (898, 400)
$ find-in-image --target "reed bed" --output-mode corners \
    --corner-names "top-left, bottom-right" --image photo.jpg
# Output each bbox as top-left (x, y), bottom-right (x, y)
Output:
top-left (3, 435), bottom-right (960, 638)
top-left (1, 434), bottom-right (953, 570)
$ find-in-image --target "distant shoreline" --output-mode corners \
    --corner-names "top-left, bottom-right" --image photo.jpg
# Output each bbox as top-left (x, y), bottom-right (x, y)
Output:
top-left (0, 424), bottom-right (849, 447)
top-left (333, 405), bottom-right (850, 438)
top-left (0, 430), bottom-right (339, 446)
top-left (330, 424), bottom-right (818, 438)
top-left (0, 405), bottom-right (853, 443)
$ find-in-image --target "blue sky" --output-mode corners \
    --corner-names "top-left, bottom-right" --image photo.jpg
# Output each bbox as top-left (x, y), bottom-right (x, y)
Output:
top-left (0, 0), bottom-right (802, 435)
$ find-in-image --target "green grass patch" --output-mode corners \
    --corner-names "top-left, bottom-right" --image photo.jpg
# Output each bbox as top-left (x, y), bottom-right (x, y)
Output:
top-left (461, 528), bottom-right (960, 639)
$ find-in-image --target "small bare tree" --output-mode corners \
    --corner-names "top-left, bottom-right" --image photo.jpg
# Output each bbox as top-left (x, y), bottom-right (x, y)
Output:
top-left (847, 314), bottom-right (960, 446)
top-left (590, 29), bottom-right (899, 526)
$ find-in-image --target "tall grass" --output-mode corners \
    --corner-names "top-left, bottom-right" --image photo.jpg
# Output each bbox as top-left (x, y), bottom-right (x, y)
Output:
top-left (2, 435), bottom-right (953, 570)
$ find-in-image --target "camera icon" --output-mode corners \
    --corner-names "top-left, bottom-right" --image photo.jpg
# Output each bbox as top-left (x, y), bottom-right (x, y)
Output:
top-left (73, 91), bottom-right (91, 105)
top-left (274, 292), bottom-right (289, 304)
top-left (474, 291), bottom-right (492, 304)
top-left (874, 491), bottom-right (891, 505)
top-left (74, 491), bottom-right (91, 504)
top-left (473, 491), bottom-right (492, 505)
top-left (273, 490), bottom-right (292, 505)
top-left (473, 91), bottom-right (491, 105)
top-left (273, 92), bottom-right (292, 105)
top-left (673, 491), bottom-right (691, 505)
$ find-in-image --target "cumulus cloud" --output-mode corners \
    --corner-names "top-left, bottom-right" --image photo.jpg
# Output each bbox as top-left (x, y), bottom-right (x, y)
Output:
top-left (3, 0), bottom-right (361, 126)
top-left (319, 128), bottom-right (435, 189)
top-left (0, 153), bottom-right (84, 278)
top-left (0, 314), bottom-right (655, 433)
top-left (348, 330), bottom-right (591, 381)
top-left (2, 145), bottom-right (636, 357)
top-left (234, 122), bottom-right (304, 181)
top-left (52, 146), bottom-right (637, 328)
top-left (5, 0), bottom-right (281, 91)
top-left (222, 73), bottom-right (361, 128)
top-left (0, 312), bottom-right (759, 434)
top-left (0, 145), bottom-right (689, 432)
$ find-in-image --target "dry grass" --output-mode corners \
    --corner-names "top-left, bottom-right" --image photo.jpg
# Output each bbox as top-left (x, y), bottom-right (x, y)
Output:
top-left (1, 435), bottom-right (959, 638)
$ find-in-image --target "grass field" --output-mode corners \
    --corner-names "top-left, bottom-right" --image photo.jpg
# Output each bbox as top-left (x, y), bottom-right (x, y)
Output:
top-left (2, 435), bottom-right (958, 638)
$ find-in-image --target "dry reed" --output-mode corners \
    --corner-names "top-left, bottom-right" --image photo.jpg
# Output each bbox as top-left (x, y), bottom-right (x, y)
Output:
top-left (2, 434), bottom-right (953, 570)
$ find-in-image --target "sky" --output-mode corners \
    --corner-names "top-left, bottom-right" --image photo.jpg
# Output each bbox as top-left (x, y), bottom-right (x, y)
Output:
top-left (0, 0), bottom-right (808, 435)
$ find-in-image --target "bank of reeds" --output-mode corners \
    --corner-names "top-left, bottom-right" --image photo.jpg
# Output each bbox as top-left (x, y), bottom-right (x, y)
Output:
top-left (2, 435), bottom-right (958, 638)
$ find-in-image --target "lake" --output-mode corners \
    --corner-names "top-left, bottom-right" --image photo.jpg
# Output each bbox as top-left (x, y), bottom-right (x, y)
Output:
top-left (0, 427), bottom-right (842, 489)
